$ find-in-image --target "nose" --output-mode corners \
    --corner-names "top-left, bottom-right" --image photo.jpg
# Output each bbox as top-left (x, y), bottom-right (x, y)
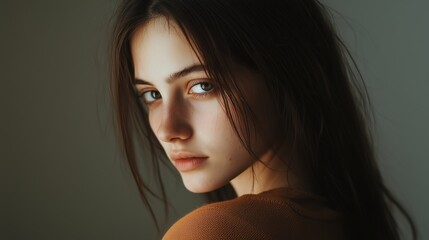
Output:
top-left (155, 101), bottom-right (193, 143)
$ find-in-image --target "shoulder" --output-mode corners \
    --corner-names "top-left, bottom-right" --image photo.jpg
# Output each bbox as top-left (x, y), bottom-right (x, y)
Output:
top-left (162, 188), bottom-right (343, 240)
top-left (162, 198), bottom-right (271, 240)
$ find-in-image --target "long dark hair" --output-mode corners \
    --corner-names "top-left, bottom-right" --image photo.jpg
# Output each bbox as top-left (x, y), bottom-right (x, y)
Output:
top-left (109, 0), bottom-right (417, 239)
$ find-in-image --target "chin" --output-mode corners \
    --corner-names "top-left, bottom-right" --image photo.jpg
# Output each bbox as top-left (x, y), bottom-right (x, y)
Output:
top-left (181, 175), bottom-right (226, 193)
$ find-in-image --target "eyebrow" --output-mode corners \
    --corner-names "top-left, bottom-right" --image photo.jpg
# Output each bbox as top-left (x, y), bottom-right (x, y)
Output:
top-left (134, 63), bottom-right (206, 85)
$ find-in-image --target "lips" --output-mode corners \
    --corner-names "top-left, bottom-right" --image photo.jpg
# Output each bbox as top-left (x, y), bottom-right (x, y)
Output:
top-left (170, 151), bottom-right (208, 172)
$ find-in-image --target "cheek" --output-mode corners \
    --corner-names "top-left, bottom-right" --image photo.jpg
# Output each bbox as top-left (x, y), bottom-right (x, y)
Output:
top-left (147, 108), bottom-right (162, 136)
top-left (196, 103), bottom-right (244, 155)
top-left (192, 101), bottom-right (224, 136)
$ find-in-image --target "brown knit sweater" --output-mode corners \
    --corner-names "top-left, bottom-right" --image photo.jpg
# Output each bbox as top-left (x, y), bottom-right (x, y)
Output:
top-left (163, 187), bottom-right (344, 240)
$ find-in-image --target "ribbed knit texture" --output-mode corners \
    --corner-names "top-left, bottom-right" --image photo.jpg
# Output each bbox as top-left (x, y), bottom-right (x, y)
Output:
top-left (163, 187), bottom-right (344, 239)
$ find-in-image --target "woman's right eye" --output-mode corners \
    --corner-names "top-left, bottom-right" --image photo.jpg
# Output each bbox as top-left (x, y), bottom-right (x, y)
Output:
top-left (140, 90), bottom-right (161, 104)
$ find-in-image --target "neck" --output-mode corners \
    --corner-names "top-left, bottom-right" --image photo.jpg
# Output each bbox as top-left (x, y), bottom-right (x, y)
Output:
top-left (230, 149), bottom-right (312, 197)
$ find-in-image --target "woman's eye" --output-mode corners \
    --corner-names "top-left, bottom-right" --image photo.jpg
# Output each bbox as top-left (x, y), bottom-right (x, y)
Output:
top-left (189, 82), bottom-right (214, 94)
top-left (141, 90), bottom-right (161, 103)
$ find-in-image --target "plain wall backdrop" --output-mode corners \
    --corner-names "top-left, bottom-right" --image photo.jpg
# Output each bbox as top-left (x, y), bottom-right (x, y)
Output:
top-left (1, 0), bottom-right (427, 239)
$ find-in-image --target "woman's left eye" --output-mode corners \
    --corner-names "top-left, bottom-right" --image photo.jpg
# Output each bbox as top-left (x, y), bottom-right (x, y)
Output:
top-left (189, 82), bottom-right (214, 94)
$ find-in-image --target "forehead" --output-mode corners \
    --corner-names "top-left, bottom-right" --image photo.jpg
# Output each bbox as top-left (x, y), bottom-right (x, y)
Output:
top-left (131, 18), bottom-right (202, 84)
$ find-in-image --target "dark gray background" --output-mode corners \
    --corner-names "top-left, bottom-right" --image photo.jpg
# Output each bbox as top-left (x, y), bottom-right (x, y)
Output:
top-left (1, 0), bottom-right (427, 239)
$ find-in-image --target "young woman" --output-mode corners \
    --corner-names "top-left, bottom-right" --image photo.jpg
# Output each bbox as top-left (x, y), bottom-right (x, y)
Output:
top-left (110, 0), bottom-right (417, 239)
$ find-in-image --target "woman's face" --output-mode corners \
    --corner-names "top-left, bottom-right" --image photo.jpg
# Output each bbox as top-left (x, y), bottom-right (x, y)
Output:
top-left (131, 18), bottom-right (279, 193)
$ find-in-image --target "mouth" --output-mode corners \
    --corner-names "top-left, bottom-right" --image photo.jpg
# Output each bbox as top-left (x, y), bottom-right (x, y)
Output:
top-left (170, 151), bottom-right (208, 172)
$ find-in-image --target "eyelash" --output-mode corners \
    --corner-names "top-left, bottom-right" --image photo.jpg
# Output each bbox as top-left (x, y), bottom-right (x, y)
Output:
top-left (137, 80), bottom-right (216, 105)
